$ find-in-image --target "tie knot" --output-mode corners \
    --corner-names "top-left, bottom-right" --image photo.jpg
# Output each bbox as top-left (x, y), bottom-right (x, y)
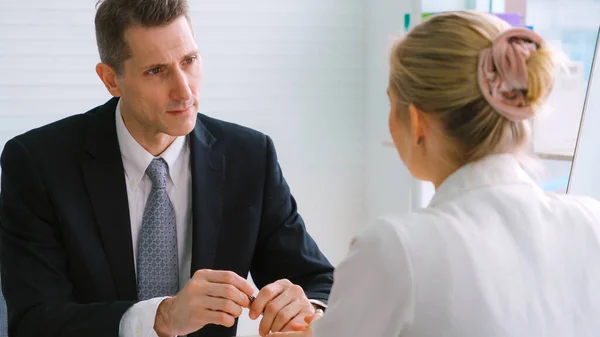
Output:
top-left (146, 158), bottom-right (169, 189)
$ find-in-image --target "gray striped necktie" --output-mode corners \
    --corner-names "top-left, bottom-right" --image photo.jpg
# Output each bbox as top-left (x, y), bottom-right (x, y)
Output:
top-left (137, 158), bottom-right (179, 300)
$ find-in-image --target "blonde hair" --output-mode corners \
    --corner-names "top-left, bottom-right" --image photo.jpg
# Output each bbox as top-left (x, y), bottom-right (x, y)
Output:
top-left (389, 11), bottom-right (556, 165)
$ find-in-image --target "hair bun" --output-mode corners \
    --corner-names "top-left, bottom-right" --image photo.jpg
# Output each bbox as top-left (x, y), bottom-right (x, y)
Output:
top-left (478, 27), bottom-right (550, 121)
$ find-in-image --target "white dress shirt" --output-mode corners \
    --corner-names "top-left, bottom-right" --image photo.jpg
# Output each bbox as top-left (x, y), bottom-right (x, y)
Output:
top-left (114, 100), bottom-right (193, 337)
top-left (312, 153), bottom-right (600, 337)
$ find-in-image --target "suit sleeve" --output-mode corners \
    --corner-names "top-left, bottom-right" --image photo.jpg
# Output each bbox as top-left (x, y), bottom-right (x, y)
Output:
top-left (249, 135), bottom-right (334, 302)
top-left (0, 138), bottom-right (135, 337)
top-left (310, 219), bottom-right (415, 337)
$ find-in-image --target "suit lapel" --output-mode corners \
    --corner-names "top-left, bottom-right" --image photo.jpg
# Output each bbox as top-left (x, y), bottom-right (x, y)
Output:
top-left (79, 100), bottom-right (225, 301)
top-left (189, 118), bottom-right (225, 273)
top-left (81, 97), bottom-right (137, 301)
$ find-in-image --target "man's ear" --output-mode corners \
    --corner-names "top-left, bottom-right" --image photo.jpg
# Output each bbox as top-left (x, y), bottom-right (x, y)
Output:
top-left (95, 63), bottom-right (122, 97)
top-left (408, 104), bottom-right (426, 145)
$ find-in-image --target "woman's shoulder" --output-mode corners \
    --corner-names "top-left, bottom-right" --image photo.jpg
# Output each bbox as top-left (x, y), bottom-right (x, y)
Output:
top-left (347, 213), bottom-right (429, 260)
top-left (547, 192), bottom-right (600, 222)
top-left (560, 193), bottom-right (600, 208)
top-left (373, 208), bottom-right (451, 237)
top-left (349, 211), bottom-right (444, 257)
top-left (376, 208), bottom-right (443, 226)
top-left (365, 208), bottom-right (469, 259)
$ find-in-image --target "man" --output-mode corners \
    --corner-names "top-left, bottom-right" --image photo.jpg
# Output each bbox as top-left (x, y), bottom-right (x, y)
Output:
top-left (0, 0), bottom-right (333, 336)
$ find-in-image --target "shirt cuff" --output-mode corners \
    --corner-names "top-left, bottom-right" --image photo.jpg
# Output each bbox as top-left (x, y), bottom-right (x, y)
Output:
top-left (308, 299), bottom-right (328, 310)
top-left (119, 296), bottom-right (171, 337)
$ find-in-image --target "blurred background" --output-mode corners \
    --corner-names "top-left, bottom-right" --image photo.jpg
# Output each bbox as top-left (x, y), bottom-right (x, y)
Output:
top-left (0, 0), bottom-right (599, 334)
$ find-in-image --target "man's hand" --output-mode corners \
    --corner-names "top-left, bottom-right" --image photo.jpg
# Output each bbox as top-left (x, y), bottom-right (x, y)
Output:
top-left (266, 331), bottom-right (310, 337)
top-left (266, 310), bottom-right (324, 337)
top-left (249, 279), bottom-right (315, 336)
top-left (153, 269), bottom-right (255, 337)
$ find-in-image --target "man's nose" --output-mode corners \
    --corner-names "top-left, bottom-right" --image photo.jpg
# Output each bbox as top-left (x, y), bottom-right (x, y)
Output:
top-left (170, 69), bottom-right (192, 102)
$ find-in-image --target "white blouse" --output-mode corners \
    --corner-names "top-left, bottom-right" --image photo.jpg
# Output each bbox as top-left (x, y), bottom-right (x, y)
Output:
top-left (312, 154), bottom-right (600, 337)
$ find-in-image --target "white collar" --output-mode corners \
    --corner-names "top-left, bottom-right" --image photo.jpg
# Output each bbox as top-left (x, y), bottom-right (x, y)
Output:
top-left (115, 98), bottom-right (187, 189)
top-left (428, 153), bottom-right (539, 208)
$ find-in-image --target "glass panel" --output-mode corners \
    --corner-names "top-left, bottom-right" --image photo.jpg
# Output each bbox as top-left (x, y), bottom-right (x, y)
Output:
top-left (518, 0), bottom-right (600, 192)
top-left (568, 31), bottom-right (600, 198)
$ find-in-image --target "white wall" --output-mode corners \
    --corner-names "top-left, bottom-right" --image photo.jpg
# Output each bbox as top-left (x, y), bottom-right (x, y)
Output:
top-left (364, 0), bottom-right (418, 223)
top-left (191, 1), bottom-right (367, 266)
top-left (422, 0), bottom-right (495, 12)
top-left (0, 0), bottom-right (367, 335)
top-left (422, 0), bottom-right (471, 12)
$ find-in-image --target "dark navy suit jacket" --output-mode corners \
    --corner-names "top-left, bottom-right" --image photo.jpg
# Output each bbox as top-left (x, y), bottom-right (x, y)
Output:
top-left (0, 97), bottom-right (333, 337)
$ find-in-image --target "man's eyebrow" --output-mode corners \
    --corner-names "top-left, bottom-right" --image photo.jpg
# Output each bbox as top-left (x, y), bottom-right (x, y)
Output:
top-left (139, 51), bottom-right (200, 71)
top-left (183, 50), bottom-right (200, 59)
top-left (139, 62), bottom-right (167, 71)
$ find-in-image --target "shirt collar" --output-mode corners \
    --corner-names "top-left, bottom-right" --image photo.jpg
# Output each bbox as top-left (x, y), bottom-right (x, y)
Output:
top-left (427, 153), bottom-right (538, 208)
top-left (115, 99), bottom-right (187, 189)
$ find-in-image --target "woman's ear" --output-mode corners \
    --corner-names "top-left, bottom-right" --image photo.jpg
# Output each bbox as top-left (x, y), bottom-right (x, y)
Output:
top-left (408, 104), bottom-right (426, 145)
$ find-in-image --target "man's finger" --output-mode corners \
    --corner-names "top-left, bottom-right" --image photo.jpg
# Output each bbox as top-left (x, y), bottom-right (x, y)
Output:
top-left (282, 316), bottom-right (308, 333)
top-left (200, 270), bottom-right (254, 296)
top-left (304, 309), bottom-right (324, 324)
top-left (249, 280), bottom-right (288, 319)
top-left (266, 332), bottom-right (306, 337)
top-left (206, 283), bottom-right (252, 307)
top-left (203, 309), bottom-right (236, 328)
top-left (271, 300), bottom-right (304, 332)
top-left (203, 297), bottom-right (244, 318)
top-left (258, 291), bottom-right (295, 336)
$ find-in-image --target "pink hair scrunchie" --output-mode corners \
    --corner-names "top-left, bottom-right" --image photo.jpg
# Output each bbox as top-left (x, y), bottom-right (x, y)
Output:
top-left (477, 27), bottom-right (548, 122)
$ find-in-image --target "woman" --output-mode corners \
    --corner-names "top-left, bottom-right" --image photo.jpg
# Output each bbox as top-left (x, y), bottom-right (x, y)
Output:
top-left (268, 10), bottom-right (600, 337)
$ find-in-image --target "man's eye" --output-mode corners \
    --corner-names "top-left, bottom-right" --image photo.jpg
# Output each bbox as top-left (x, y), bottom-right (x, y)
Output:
top-left (146, 67), bottom-right (162, 75)
top-left (184, 56), bottom-right (197, 64)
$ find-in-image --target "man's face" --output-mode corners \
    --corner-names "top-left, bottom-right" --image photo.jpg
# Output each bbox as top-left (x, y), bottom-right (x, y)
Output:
top-left (115, 16), bottom-right (202, 139)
